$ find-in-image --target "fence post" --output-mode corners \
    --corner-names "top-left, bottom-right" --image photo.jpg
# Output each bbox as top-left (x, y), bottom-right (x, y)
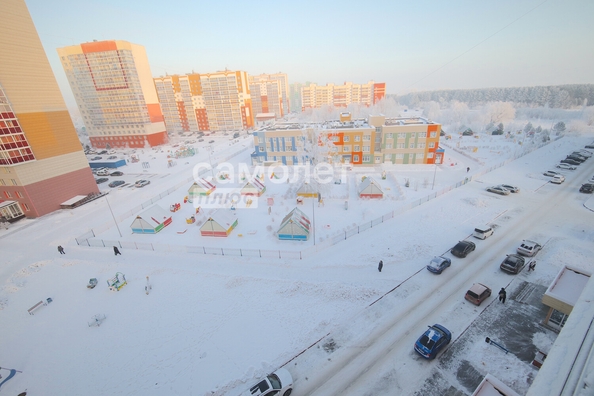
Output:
top-left (240, 249), bottom-right (243, 257)
top-left (221, 248), bottom-right (224, 256)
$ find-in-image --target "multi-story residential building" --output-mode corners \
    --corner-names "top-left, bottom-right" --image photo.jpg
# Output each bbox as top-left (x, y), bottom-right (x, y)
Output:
top-left (249, 79), bottom-right (282, 119)
top-left (250, 73), bottom-right (290, 117)
top-left (301, 81), bottom-right (386, 110)
top-left (155, 70), bottom-right (254, 133)
top-left (251, 114), bottom-right (443, 167)
top-left (250, 124), bottom-right (314, 166)
top-left (0, 0), bottom-right (99, 218)
top-left (57, 40), bottom-right (167, 148)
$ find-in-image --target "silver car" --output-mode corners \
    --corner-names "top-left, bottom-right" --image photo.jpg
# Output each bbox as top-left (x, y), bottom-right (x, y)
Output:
top-left (517, 240), bottom-right (542, 257)
top-left (486, 186), bottom-right (510, 195)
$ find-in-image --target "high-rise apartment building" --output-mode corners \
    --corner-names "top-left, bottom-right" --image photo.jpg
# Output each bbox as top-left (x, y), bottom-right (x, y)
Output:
top-left (57, 40), bottom-right (167, 148)
top-left (250, 73), bottom-right (290, 118)
top-left (0, 0), bottom-right (99, 218)
top-left (154, 70), bottom-right (253, 133)
top-left (301, 81), bottom-right (386, 110)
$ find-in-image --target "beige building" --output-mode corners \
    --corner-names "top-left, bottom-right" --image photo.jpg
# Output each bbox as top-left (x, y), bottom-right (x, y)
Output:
top-left (301, 81), bottom-right (386, 110)
top-left (250, 73), bottom-right (290, 118)
top-left (0, 0), bottom-right (99, 218)
top-left (58, 40), bottom-right (167, 148)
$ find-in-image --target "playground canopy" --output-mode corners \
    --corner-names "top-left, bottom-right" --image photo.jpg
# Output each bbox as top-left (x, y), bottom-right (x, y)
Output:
top-left (296, 182), bottom-right (319, 198)
top-left (277, 207), bottom-right (311, 241)
top-left (240, 178), bottom-right (266, 196)
top-left (358, 177), bottom-right (384, 198)
top-left (188, 178), bottom-right (216, 201)
top-left (200, 210), bottom-right (238, 237)
top-left (130, 205), bottom-right (172, 234)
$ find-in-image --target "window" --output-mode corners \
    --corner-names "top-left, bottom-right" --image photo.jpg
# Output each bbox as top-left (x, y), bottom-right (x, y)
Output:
top-left (353, 155), bottom-right (359, 162)
top-left (331, 136), bottom-right (339, 142)
top-left (430, 131), bottom-right (436, 138)
top-left (396, 153), bottom-right (404, 159)
top-left (16, 191), bottom-right (23, 198)
top-left (385, 143), bottom-right (392, 149)
top-left (343, 146), bottom-right (351, 152)
top-left (398, 133), bottom-right (406, 138)
top-left (397, 143), bottom-right (405, 149)
top-left (343, 136), bottom-right (350, 142)
top-left (363, 135), bottom-right (371, 141)
top-left (0, 180), bottom-right (5, 186)
top-left (375, 156), bottom-right (382, 163)
top-left (363, 145), bottom-right (370, 152)
top-left (429, 142), bottom-right (435, 148)
top-left (354, 135), bottom-right (361, 142)
top-left (418, 143), bottom-right (426, 148)
top-left (363, 155), bottom-right (371, 162)
top-left (3, 191), bottom-right (11, 198)
top-left (354, 145), bottom-right (360, 151)
top-left (385, 133), bottom-right (392, 138)
top-left (428, 152), bottom-right (434, 158)
top-left (384, 154), bottom-right (392, 161)
top-left (22, 203), bottom-right (29, 211)
top-left (409, 143), bottom-right (415, 148)
top-left (418, 152), bottom-right (425, 159)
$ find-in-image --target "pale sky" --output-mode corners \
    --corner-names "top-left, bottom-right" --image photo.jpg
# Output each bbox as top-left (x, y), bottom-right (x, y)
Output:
top-left (25, 0), bottom-right (594, 109)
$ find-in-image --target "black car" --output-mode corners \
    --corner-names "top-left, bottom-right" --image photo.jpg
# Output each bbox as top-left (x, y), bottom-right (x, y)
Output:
top-left (500, 254), bottom-right (526, 274)
top-left (110, 171), bottom-right (124, 176)
top-left (580, 183), bottom-right (594, 194)
top-left (95, 178), bottom-right (109, 184)
top-left (451, 241), bottom-right (476, 258)
top-left (462, 129), bottom-right (474, 136)
top-left (560, 159), bottom-right (581, 166)
top-left (108, 180), bottom-right (125, 188)
top-left (566, 155), bottom-right (585, 163)
top-left (585, 144), bottom-right (594, 149)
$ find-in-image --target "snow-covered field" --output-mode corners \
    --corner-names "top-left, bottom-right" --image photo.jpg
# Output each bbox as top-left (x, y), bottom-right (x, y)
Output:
top-left (1, 131), bottom-right (593, 395)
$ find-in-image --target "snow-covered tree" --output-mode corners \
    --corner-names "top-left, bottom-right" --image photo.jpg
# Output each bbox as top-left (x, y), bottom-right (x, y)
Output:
top-left (552, 121), bottom-right (566, 134)
top-left (485, 101), bottom-right (516, 124)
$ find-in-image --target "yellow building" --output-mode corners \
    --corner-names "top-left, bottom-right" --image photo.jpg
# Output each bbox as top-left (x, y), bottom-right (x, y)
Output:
top-left (58, 40), bottom-right (167, 148)
top-left (0, 0), bottom-right (99, 218)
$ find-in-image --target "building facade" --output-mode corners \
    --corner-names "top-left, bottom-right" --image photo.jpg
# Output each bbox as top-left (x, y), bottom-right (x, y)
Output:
top-left (251, 124), bottom-right (314, 166)
top-left (301, 81), bottom-right (386, 110)
top-left (154, 70), bottom-right (254, 133)
top-left (57, 40), bottom-right (167, 148)
top-left (250, 73), bottom-right (290, 118)
top-left (0, 0), bottom-right (99, 218)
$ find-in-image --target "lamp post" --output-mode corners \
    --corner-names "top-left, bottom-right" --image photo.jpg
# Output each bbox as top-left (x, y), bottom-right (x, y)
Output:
top-left (312, 195), bottom-right (316, 246)
top-left (207, 146), bottom-right (214, 178)
top-left (105, 196), bottom-right (122, 237)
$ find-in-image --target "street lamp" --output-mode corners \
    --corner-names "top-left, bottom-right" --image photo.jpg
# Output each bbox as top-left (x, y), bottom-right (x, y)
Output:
top-left (105, 196), bottom-right (122, 237)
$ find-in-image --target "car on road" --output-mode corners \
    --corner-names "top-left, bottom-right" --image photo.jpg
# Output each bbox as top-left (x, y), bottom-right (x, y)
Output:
top-left (465, 283), bottom-right (492, 306)
top-left (108, 180), bottom-right (125, 188)
top-left (473, 226), bottom-right (494, 240)
top-left (135, 179), bottom-right (150, 188)
top-left (486, 186), bottom-right (510, 195)
top-left (427, 256), bottom-right (452, 274)
top-left (560, 159), bottom-right (581, 166)
top-left (580, 183), bottom-right (594, 194)
top-left (451, 241), bottom-right (476, 258)
top-left (241, 368), bottom-right (293, 396)
top-left (414, 324), bottom-right (452, 359)
top-left (499, 184), bottom-right (519, 193)
top-left (110, 171), bottom-right (124, 176)
top-left (500, 254), bottom-right (526, 274)
top-left (543, 170), bottom-right (561, 177)
top-left (551, 175), bottom-right (565, 184)
top-left (95, 178), bottom-right (108, 184)
top-left (517, 240), bottom-right (542, 257)
top-left (556, 163), bottom-right (576, 170)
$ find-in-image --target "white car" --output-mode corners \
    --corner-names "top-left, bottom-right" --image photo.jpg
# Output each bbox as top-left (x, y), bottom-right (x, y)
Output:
top-left (241, 368), bottom-right (293, 396)
top-left (517, 240), bottom-right (542, 257)
top-left (556, 163), bottom-right (576, 170)
top-left (135, 180), bottom-right (150, 188)
top-left (473, 226), bottom-right (494, 240)
top-left (486, 186), bottom-right (510, 195)
top-left (96, 169), bottom-right (111, 176)
top-left (551, 175), bottom-right (565, 184)
top-left (543, 170), bottom-right (561, 177)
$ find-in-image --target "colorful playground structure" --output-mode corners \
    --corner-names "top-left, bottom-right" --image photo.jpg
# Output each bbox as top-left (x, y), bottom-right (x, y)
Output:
top-left (170, 203), bottom-right (181, 212)
top-left (107, 272), bottom-right (127, 292)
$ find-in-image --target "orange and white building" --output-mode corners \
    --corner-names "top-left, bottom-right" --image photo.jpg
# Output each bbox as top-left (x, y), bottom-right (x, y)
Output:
top-left (250, 73), bottom-right (290, 118)
top-left (155, 70), bottom-right (254, 133)
top-left (58, 40), bottom-right (167, 148)
top-left (301, 81), bottom-right (385, 110)
top-left (0, 0), bottom-right (99, 218)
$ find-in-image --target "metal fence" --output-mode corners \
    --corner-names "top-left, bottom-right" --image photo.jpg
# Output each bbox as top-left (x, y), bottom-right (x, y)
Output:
top-left (74, 139), bottom-right (553, 259)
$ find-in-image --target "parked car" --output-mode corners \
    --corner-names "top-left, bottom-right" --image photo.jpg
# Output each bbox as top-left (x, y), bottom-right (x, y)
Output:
top-left (110, 171), bottom-right (124, 176)
top-left (233, 132), bottom-right (240, 138)
top-left (551, 175), bottom-right (565, 184)
top-left (566, 155), bottom-right (585, 163)
top-left (90, 156), bottom-right (102, 160)
top-left (473, 226), bottom-right (494, 240)
top-left (96, 169), bottom-right (110, 176)
top-left (556, 163), bottom-right (576, 170)
top-left (500, 254), bottom-right (526, 274)
top-left (486, 186), bottom-right (510, 195)
top-left (108, 180), bottom-right (125, 188)
top-left (462, 129), bottom-right (474, 136)
top-left (577, 150), bottom-right (593, 157)
top-left (241, 368), bottom-right (293, 396)
top-left (585, 144), bottom-right (594, 149)
top-left (451, 241), bottom-right (476, 258)
top-left (414, 324), bottom-right (452, 359)
top-left (465, 283), bottom-right (492, 306)
top-left (427, 256), bottom-right (452, 274)
top-left (580, 183), bottom-right (594, 194)
top-left (517, 240), bottom-right (542, 257)
top-left (107, 155), bottom-right (117, 159)
top-left (135, 180), bottom-right (150, 188)
top-left (98, 150), bottom-right (108, 155)
top-left (560, 159), bottom-right (581, 166)
top-left (570, 153), bottom-right (588, 160)
top-left (198, 138), bottom-right (204, 142)
top-left (95, 178), bottom-right (108, 184)
top-left (543, 170), bottom-right (561, 177)
top-left (499, 184), bottom-right (519, 193)
top-left (209, 140), bottom-right (215, 143)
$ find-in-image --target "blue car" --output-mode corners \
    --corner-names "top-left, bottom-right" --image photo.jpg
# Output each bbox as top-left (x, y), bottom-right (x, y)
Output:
top-left (414, 324), bottom-right (452, 359)
top-left (427, 256), bottom-right (451, 274)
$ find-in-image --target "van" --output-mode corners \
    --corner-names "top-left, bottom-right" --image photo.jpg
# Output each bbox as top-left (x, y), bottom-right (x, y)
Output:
top-left (473, 226), bottom-right (494, 240)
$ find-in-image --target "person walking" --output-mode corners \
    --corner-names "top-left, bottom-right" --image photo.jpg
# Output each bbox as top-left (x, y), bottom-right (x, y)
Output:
top-left (378, 260), bottom-right (383, 272)
top-left (113, 246), bottom-right (122, 256)
top-left (528, 260), bottom-right (536, 272)
top-left (57, 245), bottom-right (65, 254)
top-left (498, 287), bottom-right (507, 303)
top-left (467, 167), bottom-right (470, 173)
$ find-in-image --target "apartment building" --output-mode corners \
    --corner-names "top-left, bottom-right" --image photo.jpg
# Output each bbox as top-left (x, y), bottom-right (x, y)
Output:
top-left (154, 74), bottom-right (208, 133)
top-left (301, 81), bottom-right (386, 110)
top-left (0, 0), bottom-right (99, 218)
top-left (57, 40), bottom-right (167, 148)
top-left (250, 73), bottom-right (290, 117)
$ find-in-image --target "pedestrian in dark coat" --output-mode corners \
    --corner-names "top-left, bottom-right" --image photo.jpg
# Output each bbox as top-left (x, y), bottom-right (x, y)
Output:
top-left (498, 288), bottom-right (507, 303)
top-left (378, 260), bottom-right (383, 272)
top-left (113, 246), bottom-right (121, 256)
top-left (57, 245), bottom-right (65, 254)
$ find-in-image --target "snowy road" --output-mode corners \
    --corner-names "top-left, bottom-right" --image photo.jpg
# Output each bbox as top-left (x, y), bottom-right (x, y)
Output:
top-left (292, 154), bottom-right (594, 395)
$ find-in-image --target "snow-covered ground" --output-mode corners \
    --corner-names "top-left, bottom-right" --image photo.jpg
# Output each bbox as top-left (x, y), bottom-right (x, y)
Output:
top-left (1, 131), bottom-right (593, 395)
